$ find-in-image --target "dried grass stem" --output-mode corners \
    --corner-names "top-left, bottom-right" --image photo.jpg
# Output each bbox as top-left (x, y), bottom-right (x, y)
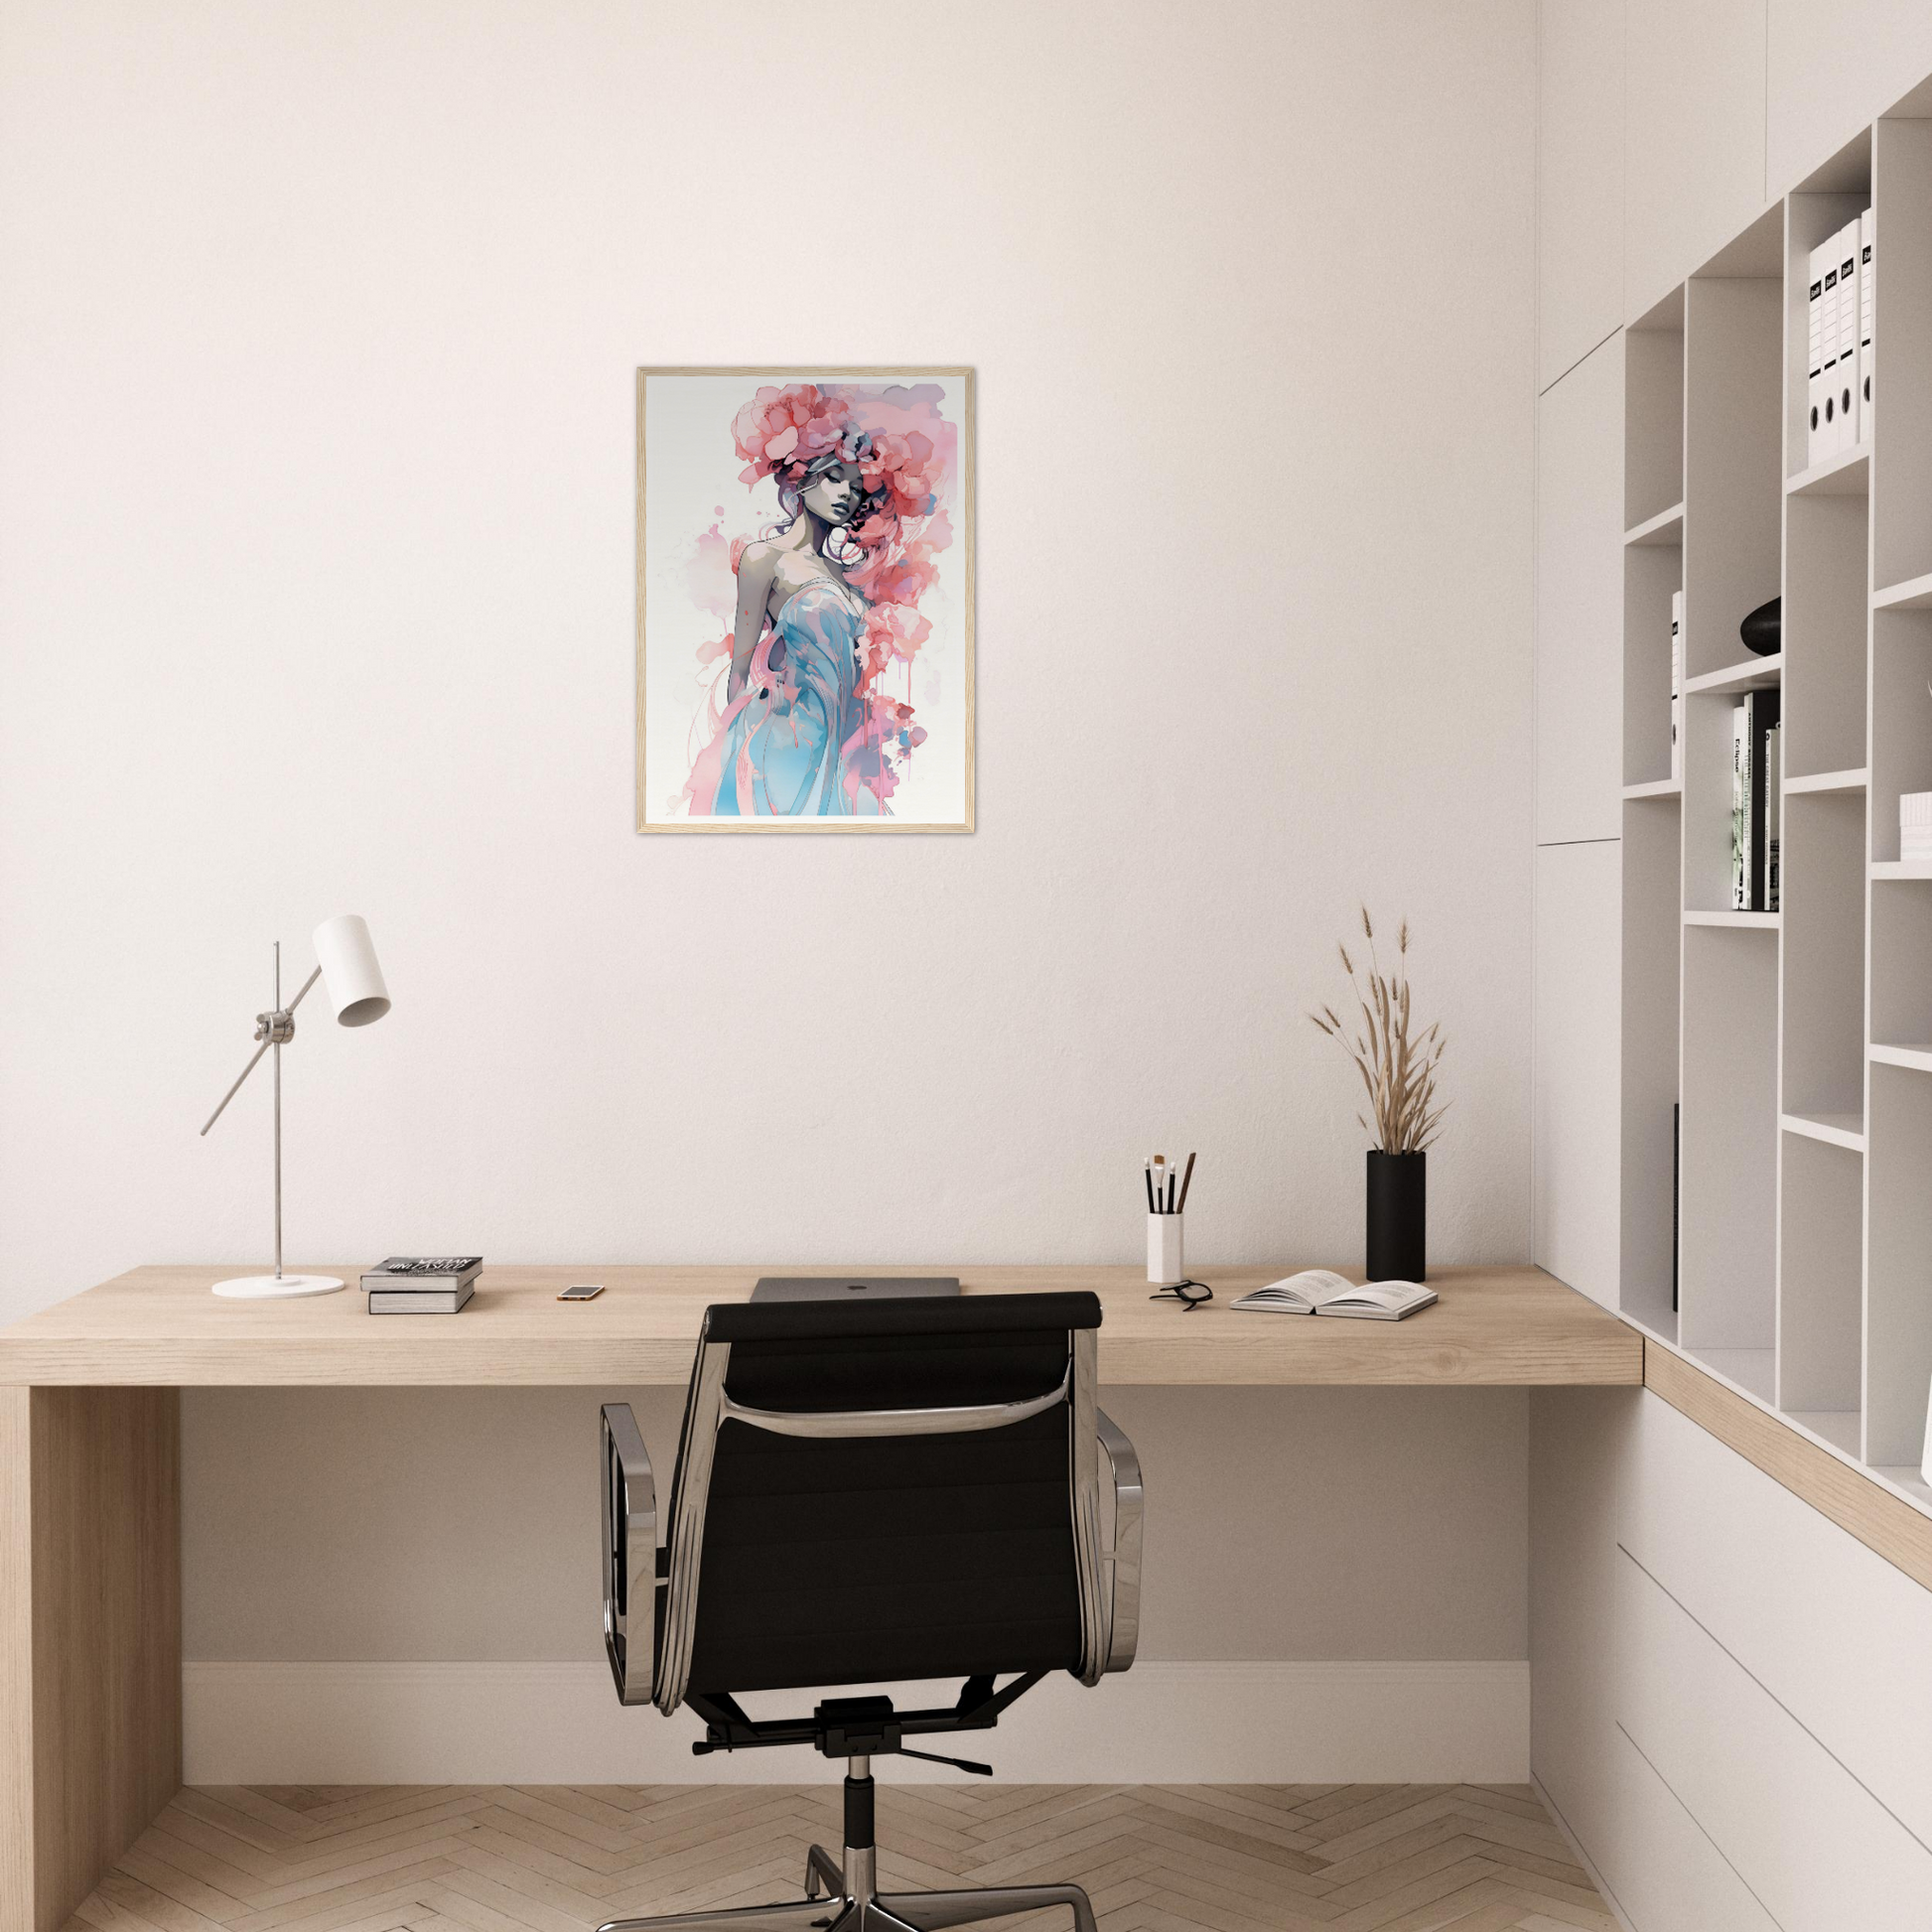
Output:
top-left (1309, 906), bottom-right (1449, 1153)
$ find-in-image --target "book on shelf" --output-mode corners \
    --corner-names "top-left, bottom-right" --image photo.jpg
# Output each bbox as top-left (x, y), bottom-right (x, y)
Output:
top-left (1730, 703), bottom-right (1749, 907)
top-left (360, 1256), bottom-right (483, 1292)
top-left (1861, 207), bottom-right (1874, 443)
top-left (1670, 591), bottom-right (1683, 780)
top-left (1730, 690), bottom-right (1781, 911)
top-left (368, 1281), bottom-right (475, 1315)
top-left (1765, 720), bottom-right (1781, 911)
top-left (1229, 1270), bottom-right (1437, 1320)
top-left (1748, 691), bottom-right (1780, 910)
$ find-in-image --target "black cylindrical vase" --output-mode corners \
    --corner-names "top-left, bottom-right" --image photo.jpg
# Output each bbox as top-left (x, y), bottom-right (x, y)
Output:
top-left (1366, 1150), bottom-right (1427, 1282)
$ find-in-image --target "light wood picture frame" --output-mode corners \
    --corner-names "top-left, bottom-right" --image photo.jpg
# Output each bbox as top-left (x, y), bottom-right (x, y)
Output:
top-left (635, 367), bottom-right (975, 832)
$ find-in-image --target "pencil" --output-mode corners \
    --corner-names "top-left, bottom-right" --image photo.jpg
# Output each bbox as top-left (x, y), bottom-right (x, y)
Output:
top-left (1176, 1151), bottom-right (1197, 1213)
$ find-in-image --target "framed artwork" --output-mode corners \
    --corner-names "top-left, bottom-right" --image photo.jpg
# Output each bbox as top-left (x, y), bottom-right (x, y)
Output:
top-left (635, 366), bottom-right (975, 832)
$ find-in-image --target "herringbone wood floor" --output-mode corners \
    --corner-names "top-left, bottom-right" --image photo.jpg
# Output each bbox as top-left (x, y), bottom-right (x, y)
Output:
top-left (66, 1784), bottom-right (1617, 1932)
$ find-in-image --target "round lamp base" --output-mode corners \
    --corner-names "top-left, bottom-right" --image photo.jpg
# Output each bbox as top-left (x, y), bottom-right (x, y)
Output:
top-left (211, 1274), bottom-right (345, 1300)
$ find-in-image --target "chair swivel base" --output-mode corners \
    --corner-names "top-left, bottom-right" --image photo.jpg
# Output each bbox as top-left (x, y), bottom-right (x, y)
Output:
top-left (595, 1842), bottom-right (1098, 1932)
top-left (595, 1752), bottom-right (1098, 1932)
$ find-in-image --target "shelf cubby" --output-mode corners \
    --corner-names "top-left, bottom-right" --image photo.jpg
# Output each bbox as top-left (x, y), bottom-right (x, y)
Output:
top-left (1872, 114), bottom-right (1932, 594)
top-left (1684, 246), bottom-right (1782, 684)
top-left (1866, 1062), bottom-right (1932, 1466)
top-left (1869, 873), bottom-right (1932, 1050)
top-left (1623, 537), bottom-right (1682, 788)
top-left (1781, 791), bottom-right (1866, 1119)
top-left (1869, 608), bottom-right (1932, 861)
top-left (1784, 494), bottom-right (1868, 777)
top-left (1683, 676), bottom-right (1781, 914)
top-left (1619, 793), bottom-right (1683, 1341)
top-left (1678, 925), bottom-right (1778, 1362)
top-left (1777, 1132), bottom-right (1863, 1427)
top-left (1625, 288), bottom-right (1684, 532)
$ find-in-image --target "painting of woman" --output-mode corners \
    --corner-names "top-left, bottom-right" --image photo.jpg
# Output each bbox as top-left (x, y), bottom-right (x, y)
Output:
top-left (636, 370), bottom-right (973, 832)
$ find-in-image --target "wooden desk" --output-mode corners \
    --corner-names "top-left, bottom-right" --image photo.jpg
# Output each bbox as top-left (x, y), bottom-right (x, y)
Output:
top-left (0, 1261), bottom-right (1637, 1388)
top-left (0, 1263), bottom-right (1635, 1932)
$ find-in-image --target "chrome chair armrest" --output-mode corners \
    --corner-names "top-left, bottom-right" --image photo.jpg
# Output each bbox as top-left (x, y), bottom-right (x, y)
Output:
top-left (1095, 1407), bottom-right (1143, 1673)
top-left (601, 1403), bottom-right (658, 1706)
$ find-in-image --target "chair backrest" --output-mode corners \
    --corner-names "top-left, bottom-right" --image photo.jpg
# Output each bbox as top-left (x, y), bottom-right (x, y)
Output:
top-left (652, 1291), bottom-right (1107, 1713)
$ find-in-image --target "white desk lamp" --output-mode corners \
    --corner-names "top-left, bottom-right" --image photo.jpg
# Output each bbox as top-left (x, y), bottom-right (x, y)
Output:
top-left (200, 913), bottom-right (391, 1299)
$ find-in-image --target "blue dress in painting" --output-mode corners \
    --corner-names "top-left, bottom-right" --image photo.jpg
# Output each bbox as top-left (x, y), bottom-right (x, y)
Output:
top-left (686, 579), bottom-right (885, 818)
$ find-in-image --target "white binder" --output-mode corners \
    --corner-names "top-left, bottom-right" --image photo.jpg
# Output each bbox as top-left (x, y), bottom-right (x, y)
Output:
top-left (1860, 207), bottom-right (1874, 446)
top-left (1824, 231), bottom-right (1839, 454)
top-left (1836, 220), bottom-right (1861, 456)
top-left (1808, 239), bottom-right (1831, 467)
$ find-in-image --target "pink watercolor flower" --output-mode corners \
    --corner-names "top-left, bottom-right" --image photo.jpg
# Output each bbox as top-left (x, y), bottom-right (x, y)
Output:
top-left (700, 378), bottom-right (954, 813)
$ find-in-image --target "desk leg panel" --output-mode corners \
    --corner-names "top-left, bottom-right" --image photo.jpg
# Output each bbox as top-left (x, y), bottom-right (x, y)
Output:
top-left (0, 1387), bottom-right (182, 1932)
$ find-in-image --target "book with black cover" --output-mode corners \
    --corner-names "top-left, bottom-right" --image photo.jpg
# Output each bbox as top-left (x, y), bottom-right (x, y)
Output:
top-left (1745, 688), bottom-right (1781, 909)
top-left (361, 1256), bottom-right (483, 1292)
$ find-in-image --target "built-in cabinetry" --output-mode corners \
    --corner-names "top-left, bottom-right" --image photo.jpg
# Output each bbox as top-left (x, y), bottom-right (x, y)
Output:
top-left (1618, 91), bottom-right (1932, 1510)
top-left (1532, 1386), bottom-right (1932, 1931)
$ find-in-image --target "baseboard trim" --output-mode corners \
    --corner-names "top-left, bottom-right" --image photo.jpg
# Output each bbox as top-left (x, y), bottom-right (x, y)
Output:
top-left (183, 1659), bottom-right (1528, 1785)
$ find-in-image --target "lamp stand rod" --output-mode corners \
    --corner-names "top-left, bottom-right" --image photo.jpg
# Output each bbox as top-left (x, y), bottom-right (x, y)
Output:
top-left (202, 939), bottom-right (341, 1302)
top-left (273, 942), bottom-right (283, 1282)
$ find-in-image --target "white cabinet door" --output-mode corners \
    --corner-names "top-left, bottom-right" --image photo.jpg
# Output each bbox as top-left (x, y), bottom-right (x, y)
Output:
top-left (1599, 1725), bottom-right (1781, 1932)
top-left (1617, 1546), bottom-right (1932, 1930)
top-left (1534, 840), bottom-right (1621, 1307)
top-left (1768, 0), bottom-right (1932, 194)
top-left (1625, 0), bottom-right (1769, 318)
top-left (1537, 336), bottom-right (1624, 844)
top-left (1538, 0), bottom-right (1624, 390)
top-left (1622, 1390), bottom-right (1932, 1852)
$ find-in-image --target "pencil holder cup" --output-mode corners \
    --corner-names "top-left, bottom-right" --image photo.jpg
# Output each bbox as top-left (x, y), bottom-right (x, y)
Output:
top-left (1148, 1212), bottom-right (1185, 1286)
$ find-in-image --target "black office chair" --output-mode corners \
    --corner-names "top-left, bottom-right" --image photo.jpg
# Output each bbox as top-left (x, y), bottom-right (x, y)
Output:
top-left (597, 1291), bottom-right (1143, 1932)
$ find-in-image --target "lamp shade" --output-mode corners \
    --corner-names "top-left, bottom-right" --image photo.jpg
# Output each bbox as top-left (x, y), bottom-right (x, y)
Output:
top-left (312, 914), bottom-right (390, 1027)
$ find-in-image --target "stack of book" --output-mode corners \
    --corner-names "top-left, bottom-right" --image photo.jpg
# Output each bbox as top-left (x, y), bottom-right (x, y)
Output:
top-left (361, 1256), bottom-right (483, 1313)
top-left (1807, 209), bottom-right (1873, 465)
top-left (1902, 792), bottom-right (1932, 863)
top-left (1729, 692), bottom-right (1781, 911)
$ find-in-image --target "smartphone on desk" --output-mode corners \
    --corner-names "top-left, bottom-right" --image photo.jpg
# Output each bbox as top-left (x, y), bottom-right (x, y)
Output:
top-left (558, 1283), bottom-right (605, 1301)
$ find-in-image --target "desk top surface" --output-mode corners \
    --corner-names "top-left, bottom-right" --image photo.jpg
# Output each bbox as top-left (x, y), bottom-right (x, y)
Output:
top-left (0, 1263), bottom-right (1641, 1387)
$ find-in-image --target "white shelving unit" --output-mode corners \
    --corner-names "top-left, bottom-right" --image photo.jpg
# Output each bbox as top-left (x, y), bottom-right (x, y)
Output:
top-left (1619, 106), bottom-right (1932, 1515)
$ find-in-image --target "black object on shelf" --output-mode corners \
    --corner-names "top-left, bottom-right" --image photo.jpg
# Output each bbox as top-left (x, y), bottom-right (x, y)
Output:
top-left (1366, 1150), bottom-right (1426, 1282)
top-left (1672, 1102), bottom-right (1680, 1314)
top-left (1740, 595), bottom-right (1781, 657)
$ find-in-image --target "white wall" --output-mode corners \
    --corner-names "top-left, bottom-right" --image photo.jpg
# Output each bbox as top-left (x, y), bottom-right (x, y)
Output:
top-left (0, 1), bottom-right (1540, 1770)
top-left (0, 0), bottom-right (1537, 1311)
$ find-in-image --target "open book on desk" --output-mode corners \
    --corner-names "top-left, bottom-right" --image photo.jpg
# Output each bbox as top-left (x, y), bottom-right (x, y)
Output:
top-left (1230, 1270), bottom-right (1437, 1320)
